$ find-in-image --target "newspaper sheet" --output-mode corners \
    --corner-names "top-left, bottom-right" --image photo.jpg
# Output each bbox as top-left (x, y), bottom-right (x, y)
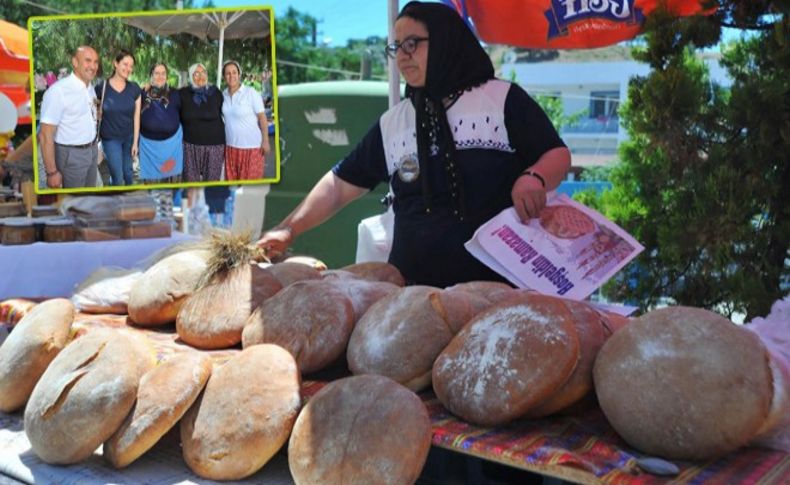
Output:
top-left (466, 193), bottom-right (643, 301)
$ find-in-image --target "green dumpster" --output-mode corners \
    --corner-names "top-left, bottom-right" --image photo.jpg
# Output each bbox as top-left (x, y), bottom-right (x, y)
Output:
top-left (267, 81), bottom-right (401, 268)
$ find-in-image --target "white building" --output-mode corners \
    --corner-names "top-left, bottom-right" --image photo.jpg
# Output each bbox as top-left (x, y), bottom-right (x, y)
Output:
top-left (501, 56), bottom-right (731, 170)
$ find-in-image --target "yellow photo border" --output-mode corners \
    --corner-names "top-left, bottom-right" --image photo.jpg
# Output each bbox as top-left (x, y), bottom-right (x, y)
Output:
top-left (27, 4), bottom-right (281, 194)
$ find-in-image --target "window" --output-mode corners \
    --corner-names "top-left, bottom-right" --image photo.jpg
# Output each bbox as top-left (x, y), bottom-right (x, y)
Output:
top-left (589, 91), bottom-right (620, 119)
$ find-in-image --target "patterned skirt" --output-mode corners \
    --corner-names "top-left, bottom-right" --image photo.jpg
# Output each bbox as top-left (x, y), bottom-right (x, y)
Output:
top-left (225, 146), bottom-right (264, 181)
top-left (183, 142), bottom-right (224, 182)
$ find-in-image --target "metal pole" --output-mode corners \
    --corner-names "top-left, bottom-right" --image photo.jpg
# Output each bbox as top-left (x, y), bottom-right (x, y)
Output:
top-left (387, 0), bottom-right (399, 108)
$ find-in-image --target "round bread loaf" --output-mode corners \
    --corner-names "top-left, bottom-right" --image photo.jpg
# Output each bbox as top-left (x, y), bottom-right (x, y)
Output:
top-left (264, 261), bottom-right (322, 288)
top-left (433, 294), bottom-right (579, 426)
top-left (323, 278), bottom-right (398, 322)
top-left (181, 344), bottom-right (301, 480)
top-left (524, 298), bottom-right (606, 418)
top-left (339, 262), bottom-right (405, 286)
top-left (104, 351), bottom-right (213, 468)
top-left (289, 375), bottom-right (431, 485)
top-left (593, 306), bottom-right (774, 460)
top-left (242, 280), bottom-right (354, 374)
top-left (445, 281), bottom-right (517, 305)
top-left (347, 286), bottom-right (452, 392)
top-left (24, 329), bottom-right (155, 464)
top-left (128, 249), bottom-right (211, 326)
top-left (177, 264), bottom-right (282, 349)
top-left (0, 299), bottom-right (75, 412)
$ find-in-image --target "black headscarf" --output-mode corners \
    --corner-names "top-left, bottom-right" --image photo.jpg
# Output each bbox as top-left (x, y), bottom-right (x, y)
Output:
top-left (398, 1), bottom-right (495, 218)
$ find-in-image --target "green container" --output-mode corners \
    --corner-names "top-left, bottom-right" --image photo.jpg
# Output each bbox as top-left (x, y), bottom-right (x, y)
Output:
top-left (268, 81), bottom-right (400, 268)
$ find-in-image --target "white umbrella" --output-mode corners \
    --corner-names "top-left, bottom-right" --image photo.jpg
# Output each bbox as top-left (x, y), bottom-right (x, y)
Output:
top-left (123, 9), bottom-right (271, 85)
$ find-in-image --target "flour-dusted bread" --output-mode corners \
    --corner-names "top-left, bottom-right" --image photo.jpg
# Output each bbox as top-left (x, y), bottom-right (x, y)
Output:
top-left (104, 351), bottom-right (213, 468)
top-left (242, 280), bottom-right (354, 374)
top-left (264, 261), bottom-right (322, 288)
top-left (128, 249), bottom-right (211, 325)
top-left (340, 262), bottom-right (406, 286)
top-left (24, 329), bottom-right (155, 464)
top-left (181, 345), bottom-right (301, 480)
top-left (593, 306), bottom-right (774, 460)
top-left (0, 299), bottom-right (75, 412)
top-left (433, 294), bottom-right (580, 426)
top-left (347, 286), bottom-right (484, 392)
top-left (323, 278), bottom-right (399, 322)
top-left (524, 298), bottom-right (606, 418)
top-left (176, 264), bottom-right (282, 349)
top-left (289, 375), bottom-right (431, 485)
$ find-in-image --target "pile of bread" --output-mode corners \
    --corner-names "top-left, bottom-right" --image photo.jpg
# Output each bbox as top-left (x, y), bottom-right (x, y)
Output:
top-left (1, 242), bottom-right (787, 482)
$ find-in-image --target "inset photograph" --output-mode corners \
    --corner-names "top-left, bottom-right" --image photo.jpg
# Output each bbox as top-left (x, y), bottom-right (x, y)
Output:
top-left (29, 6), bottom-right (278, 193)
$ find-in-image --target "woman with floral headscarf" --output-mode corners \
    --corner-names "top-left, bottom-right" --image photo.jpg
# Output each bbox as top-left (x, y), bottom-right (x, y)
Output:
top-left (221, 59), bottom-right (270, 180)
top-left (258, 1), bottom-right (570, 287)
top-left (138, 62), bottom-right (183, 183)
top-left (179, 62), bottom-right (225, 182)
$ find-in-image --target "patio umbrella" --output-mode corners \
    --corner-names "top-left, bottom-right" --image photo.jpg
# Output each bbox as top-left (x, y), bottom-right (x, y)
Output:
top-left (439, 0), bottom-right (713, 49)
top-left (0, 19), bottom-right (31, 125)
top-left (123, 9), bottom-right (271, 86)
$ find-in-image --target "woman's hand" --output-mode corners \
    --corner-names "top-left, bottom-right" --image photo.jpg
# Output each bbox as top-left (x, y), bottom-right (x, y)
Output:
top-left (256, 226), bottom-right (294, 258)
top-left (511, 172), bottom-right (547, 222)
top-left (131, 143), bottom-right (139, 159)
top-left (260, 140), bottom-right (270, 157)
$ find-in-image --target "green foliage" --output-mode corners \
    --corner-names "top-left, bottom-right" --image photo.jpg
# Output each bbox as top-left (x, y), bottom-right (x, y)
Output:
top-left (591, 5), bottom-right (789, 319)
top-left (273, 7), bottom-right (387, 84)
top-left (29, 14), bottom-right (270, 88)
top-left (534, 94), bottom-right (586, 133)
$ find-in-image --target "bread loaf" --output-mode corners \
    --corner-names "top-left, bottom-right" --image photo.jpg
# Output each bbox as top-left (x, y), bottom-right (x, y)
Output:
top-left (242, 280), bottom-right (354, 374)
top-left (523, 297), bottom-right (606, 418)
top-left (445, 280), bottom-right (517, 305)
top-left (104, 351), bottom-right (213, 468)
top-left (593, 306), bottom-right (773, 460)
top-left (347, 286), bottom-right (470, 391)
top-left (264, 261), bottom-right (322, 288)
top-left (181, 345), bottom-right (301, 480)
top-left (289, 375), bottom-right (431, 485)
top-left (340, 262), bottom-right (405, 286)
top-left (24, 329), bottom-right (155, 464)
top-left (128, 249), bottom-right (211, 325)
top-left (433, 294), bottom-right (579, 426)
top-left (0, 299), bottom-right (75, 412)
top-left (323, 278), bottom-right (398, 322)
top-left (177, 264), bottom-right (282, 349)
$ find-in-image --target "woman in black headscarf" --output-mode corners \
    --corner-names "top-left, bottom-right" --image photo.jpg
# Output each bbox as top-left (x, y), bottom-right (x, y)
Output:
top-left (258, 1), bottom-right (570, 287)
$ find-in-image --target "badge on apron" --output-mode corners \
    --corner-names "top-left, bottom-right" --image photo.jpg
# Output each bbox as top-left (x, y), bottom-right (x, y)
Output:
top-left (397, 155), bottom-right (420, 183)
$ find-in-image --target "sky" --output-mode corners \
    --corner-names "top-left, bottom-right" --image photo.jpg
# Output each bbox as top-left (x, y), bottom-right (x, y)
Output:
top-left (214, 0), bottom-right (426, 47)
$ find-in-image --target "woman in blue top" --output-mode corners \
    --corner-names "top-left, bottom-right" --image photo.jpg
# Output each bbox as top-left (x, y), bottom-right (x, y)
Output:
top-left (95, 49), bottom-right (141, 186)
top-left (139, 62), bottom-right (183, 184)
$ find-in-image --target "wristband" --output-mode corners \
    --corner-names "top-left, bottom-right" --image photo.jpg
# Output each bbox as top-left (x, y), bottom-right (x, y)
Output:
top-left (46, 169), bottom-right (59, 177)
top-left (521, 170), bottom-right (545, 188)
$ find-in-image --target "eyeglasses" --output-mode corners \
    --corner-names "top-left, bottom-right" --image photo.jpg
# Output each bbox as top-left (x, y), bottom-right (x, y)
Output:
top-left (384, 36), bottom-right (429, 58)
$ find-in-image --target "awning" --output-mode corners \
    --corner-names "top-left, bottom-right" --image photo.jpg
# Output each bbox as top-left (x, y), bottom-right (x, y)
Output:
top-left (123, 9), bottom-right (271, 86)
top-left (0, 19), bottom-right (30, 125)
top-left (441, 0), bottom-right (713, 49)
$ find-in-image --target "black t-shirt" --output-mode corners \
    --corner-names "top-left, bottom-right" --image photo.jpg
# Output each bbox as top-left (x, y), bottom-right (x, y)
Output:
top-left (332, 81), bottom-right (565, 287)
top-left (179, 86), bottom-right (225, 145)
top-left (95, 80), bottom-right (142, 141)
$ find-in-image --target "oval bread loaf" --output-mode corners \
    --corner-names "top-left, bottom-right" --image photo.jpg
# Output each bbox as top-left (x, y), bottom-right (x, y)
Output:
top-left (0, 299), bottom-right (75, 412)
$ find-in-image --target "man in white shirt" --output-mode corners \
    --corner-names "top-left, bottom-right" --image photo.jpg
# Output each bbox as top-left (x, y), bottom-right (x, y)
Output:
top-left (38, 45), bottom-right (100, 188)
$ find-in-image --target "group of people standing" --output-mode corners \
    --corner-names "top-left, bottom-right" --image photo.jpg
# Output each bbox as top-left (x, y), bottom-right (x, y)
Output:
top-left (38, 45), bottom-right (271, 189)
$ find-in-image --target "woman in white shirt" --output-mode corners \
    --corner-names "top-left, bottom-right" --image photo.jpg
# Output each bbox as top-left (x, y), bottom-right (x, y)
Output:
top-left (221, 60), bottom-right (270, 180)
